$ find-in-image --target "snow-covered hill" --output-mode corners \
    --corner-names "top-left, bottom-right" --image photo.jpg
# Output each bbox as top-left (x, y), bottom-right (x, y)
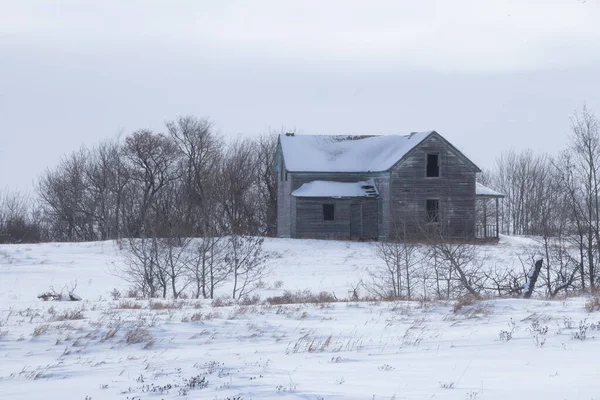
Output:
top-left (1, 237), bottom-right (598, 400)
top-left (0, 235), bottom-right (532, 303)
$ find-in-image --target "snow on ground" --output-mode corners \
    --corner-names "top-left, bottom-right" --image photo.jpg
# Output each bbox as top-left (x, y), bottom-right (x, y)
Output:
top-left (1, 238), bottom-right (599, 399)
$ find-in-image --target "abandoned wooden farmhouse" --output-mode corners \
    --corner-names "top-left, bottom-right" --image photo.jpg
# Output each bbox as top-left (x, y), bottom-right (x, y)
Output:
top-left (275, 131), bottom-right (504, 241)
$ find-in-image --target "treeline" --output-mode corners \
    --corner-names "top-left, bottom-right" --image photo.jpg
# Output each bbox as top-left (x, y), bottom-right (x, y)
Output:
top-left (367, 106), bottom-right (600, 300)
top-left (482, 105), bottom-right (600, 290)
top-left (0, 116), bottom-right (278, 243)
top-left (0, 190), bottom-right (44, 243)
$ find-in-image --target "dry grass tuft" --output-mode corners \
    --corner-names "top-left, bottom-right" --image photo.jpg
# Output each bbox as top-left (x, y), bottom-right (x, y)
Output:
top-left (51, 309), bottom-right (84, 321)
top-left (32, 323), bottom-right (51, 337)
top-left (450, 296), bottom-right (491, 319)
top-left (238, 295), bottom-right (261, 306)
top-left (453, 295), bottom-right (478, 313)
top-left (116, 300), bottom-right (143, 309)
top-left (585, 295), bottom-right (600, 312)
top-left (109, 288), bottom-right (121, 300)
top-left (212, 296), bottom-right (235, 308)
top-left (286, 333), bottom-right (334, 354)
top-left (266, 290), bottom-right (337, 305)
top-left (124, 288), bottom-right (140, 298)
top-left (124, 326), bottom-right (153, 345)
top-left (148, 300), bottom-right (181, 310)
top-left (189, 312), bottom-right (204, 322)
top-left (101, 326), bottom-right (120, 342)
top-left (188, 311), bottom-right (221, 321)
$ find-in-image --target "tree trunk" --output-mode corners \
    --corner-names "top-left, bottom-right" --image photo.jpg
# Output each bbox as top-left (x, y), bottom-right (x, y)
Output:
top-left (523, 258), bottom-right (543, 299)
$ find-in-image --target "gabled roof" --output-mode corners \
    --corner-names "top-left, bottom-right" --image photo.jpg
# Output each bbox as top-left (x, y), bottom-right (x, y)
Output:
top-left (292, 179), bottom-right (379, 198)
top-left (278, 131), bottom-right (480, 173)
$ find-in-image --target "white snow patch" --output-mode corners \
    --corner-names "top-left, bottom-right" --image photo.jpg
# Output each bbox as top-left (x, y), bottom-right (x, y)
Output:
top-left (0, 238), bottom-right (597, 400)
top-left (476, 182), bottom-right (504, 197)
top-left (292, 179), bottom-right (379, 198)
top-left (280, 131), bottom-right (432, 172)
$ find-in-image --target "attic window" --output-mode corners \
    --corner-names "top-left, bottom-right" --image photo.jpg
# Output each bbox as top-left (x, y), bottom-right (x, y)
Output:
top-left (426, 199), bottom-right (439, 223)
top-left (426, 153), bottom-right (439, 177)
top-left (323, 204), bottom-right (335, 221)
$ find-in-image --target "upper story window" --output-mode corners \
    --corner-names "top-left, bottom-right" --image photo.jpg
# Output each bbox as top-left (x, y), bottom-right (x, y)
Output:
top-left (426, 153), bottom-right (440, 177)
top-left (426, 199), bottom-right (440, 223)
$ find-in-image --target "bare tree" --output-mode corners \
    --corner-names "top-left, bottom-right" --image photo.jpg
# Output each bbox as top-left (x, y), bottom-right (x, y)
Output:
top-left (219, 138), bottom-right (261, 235)
top-left (119, 237), bottom-right (160, 298)
top-left (484, 106), bottom-right (600, 293)
top-left (553, 150), bottom-right (588, 289)
top-left (427, 232), bottom-right (486, 299)
top-left (0, 189), bottom-right (42, 243)
top-left (159, 237), bottom-right (193, 299)
top-left (33, 115), bottom-right (286, 242)
top-left (167, 116), bottom-right (223, 236)
top-left (370, 237), bottom-right (422, 299)
top-left (484, 265), bottom-right (525, 298)
top-left (567, 105), bottom-right (600, 290)
top-left (86, 137), bottom-right (130, 241)
top-left (255, 132), bottom-right (279, 236)
top-left (225, 235), bottom-right (267, 299)
top-left (188, 235), bottom-right (229, 299)
top-left (37, 148), bottom-right (94, 241)
top-left (120, 234), bottom-right (193, 299)
top-left (537, 236), bottom-right (581, 298)
top-left (493, 149), bottom-right (554, 236)
top-left (123, 129), bottom-right (180, 236)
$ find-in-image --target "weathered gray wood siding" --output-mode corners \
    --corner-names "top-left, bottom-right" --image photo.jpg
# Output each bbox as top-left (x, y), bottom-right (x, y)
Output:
top-left (276, 145), bottom-right (292, 237)
top-left (360, 199), bottom-right (379, 239)
top-left (287, 173), bottom-right (381, 239)
top-left (276, 176), bottom-right (292, 237)
top-left (389, 135), bottom-right (476, 239)
top-left (290, 192), bottom-right (297, 237)
top-left (295, 197), bottom-right (378, 239)
top-left (373, 175), bottom-right (390, 240)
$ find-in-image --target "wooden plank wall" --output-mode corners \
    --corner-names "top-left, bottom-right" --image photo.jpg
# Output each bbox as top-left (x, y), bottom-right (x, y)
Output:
top-left (287, 172), bottom-right (382, 239)
top-left (278, 134), bottom-right (477, 241)
top-left (276, 161), bottom-right (292, 237)
top-left (389, 135), bottom-right (476, 239)
top-left (295, 196), bottom-right (378, 239)
top-left (373, 175), bottom-right (390, 239)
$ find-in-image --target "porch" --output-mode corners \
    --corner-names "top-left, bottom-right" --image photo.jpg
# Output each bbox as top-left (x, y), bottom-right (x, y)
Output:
top-left (475, 182), bottom-right (504, 241)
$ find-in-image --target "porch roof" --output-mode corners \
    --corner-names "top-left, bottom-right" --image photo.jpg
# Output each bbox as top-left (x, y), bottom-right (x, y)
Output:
top-left (292, 179), bottom-right (379, 198)
top-left (476, 182), bottom-right (504, 198)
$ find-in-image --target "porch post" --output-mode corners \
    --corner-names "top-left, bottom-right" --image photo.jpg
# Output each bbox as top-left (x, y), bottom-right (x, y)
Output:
top-left (495, 197), bottom-right (499, 238)
top-left (483, 200), bottom-right (487, 238)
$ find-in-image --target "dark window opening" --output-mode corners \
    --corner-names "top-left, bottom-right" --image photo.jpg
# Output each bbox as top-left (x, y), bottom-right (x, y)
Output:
top-left (426, 153), bottom-right (439, 177)
top-left (426, 199), bottom-right (439, 223)
top-left (323, 204), bottom-right (335, 221)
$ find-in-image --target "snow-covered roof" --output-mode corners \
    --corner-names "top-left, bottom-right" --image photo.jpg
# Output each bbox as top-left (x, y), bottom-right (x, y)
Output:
top-left (279, 132), bottom-right (434, 172)
top-left (292, 179), bottom-right (379, 198)
top-left (476, 182), bottom-right (504, 198)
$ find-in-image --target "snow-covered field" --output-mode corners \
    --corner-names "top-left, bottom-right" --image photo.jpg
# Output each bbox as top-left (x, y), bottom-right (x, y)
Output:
top-left (1, 238), bottom-right (599, 399)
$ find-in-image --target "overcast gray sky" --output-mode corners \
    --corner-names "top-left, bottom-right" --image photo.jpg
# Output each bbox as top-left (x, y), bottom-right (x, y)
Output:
top-left (2, 0), bottom-right (600, 191)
